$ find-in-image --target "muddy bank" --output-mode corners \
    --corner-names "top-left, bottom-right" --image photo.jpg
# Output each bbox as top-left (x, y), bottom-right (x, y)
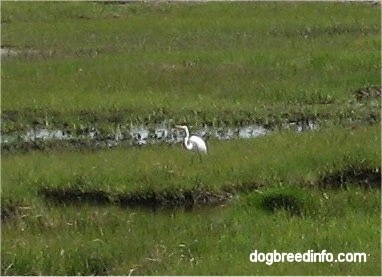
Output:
top-left (318, 165), bottom-right (381, 189)
top-left (37, 164), bottom-right (380, 211)
top-left (38, 186), bottom-right (235, 211)
top-left (2, 163), bottom-right (378, 222)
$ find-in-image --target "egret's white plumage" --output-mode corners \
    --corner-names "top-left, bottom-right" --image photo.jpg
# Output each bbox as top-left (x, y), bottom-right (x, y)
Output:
top-left (175, 125), bottom-right (207, 154)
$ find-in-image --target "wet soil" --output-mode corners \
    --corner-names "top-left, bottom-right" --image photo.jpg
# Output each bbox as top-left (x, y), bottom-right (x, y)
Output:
top-left (38, 186), bottom-right (235, 212)
top-left (318, 165), bottom-right (381, 189)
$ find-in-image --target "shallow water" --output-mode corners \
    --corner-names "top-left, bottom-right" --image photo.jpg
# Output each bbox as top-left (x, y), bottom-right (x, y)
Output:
top-left (1, 120), bottom-right (318, 148)
top-left (0, 47), bottom-right (41, 58)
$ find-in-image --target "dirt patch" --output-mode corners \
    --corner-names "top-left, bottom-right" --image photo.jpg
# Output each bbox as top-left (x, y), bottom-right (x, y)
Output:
top-left (37, 179), bottom-right (263, 210)
top-left (1, 200), bottom-right (30, 221)
top-left (117, 188), bottom-right (232, 211)
top-left (99, 0), bottom-right (134, 5)
top-left (38, 186), bottom-right (234, 211)
top-left (1, 203), bottom-right (19, 221)
top-left (319, 165), bottom-right (381, 189)
top-left (38, 187), bottom-right (111, 206)
top-left (354, 85), bottom-right (381, 101)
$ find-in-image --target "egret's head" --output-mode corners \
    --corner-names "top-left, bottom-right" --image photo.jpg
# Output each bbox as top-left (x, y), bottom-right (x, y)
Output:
top-left (175, 125), bottom-right (190, 135)
top-left (175, 125), bottom-right (188, 130)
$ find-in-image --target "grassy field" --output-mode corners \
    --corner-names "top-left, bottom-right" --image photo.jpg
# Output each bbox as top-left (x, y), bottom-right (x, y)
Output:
top-left (1, 1), bottom-right (381, 276)
top-left (1, 1), bottom-right (380, 130)
top-left (2, 125), bottom-right (381, 275)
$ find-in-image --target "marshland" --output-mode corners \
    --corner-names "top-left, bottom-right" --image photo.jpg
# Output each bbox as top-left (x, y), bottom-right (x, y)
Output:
top-left (1, 1), bottom-right (381, 275)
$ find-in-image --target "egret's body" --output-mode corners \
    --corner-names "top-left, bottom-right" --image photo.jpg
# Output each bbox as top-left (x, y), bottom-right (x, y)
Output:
top-left (175, 125), bottom-right (207, 155)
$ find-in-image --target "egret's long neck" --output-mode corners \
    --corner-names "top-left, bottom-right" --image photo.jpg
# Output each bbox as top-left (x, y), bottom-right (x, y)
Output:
top-left (183, 127), bottom-right (192, 149)
top-left (183, 127), bottom-right (190, 141)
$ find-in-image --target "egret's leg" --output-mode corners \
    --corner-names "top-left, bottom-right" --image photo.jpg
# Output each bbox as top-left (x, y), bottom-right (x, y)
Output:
top-left (198, 152), bottom-right (202, 163)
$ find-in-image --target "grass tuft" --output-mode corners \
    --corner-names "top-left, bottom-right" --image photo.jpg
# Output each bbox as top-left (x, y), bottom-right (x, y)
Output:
top-left (243, 187), bottom-right (316, 217)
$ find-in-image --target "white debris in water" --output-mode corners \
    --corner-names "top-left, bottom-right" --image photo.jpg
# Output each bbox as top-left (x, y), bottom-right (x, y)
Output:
top-left (282, 120), bottom-right (319, 133)
top-left (0, 48), bottom-right (20, 57)
top-left (114, 125), bottom-right (124, 141)
top-left (88, 128), bottom-right (98, 139)
top-left (238, 125), bottom-right (268, 138)
top-left (1, 47), bottom-right (41, 57)
top-left (215, 128), bottom-right (235, 140)
top-left (23, 128), bottom-right (72, 142)
top-left (2, 120), bottom-right (319, 148)
top-left (130, 126), bottom-right (149, 145)
top-left (154, 127), bottom-right (168, 140)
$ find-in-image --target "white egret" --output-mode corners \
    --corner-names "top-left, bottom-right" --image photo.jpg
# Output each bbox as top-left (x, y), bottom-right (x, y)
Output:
top-left (175, 125), bottom-right (207, 159)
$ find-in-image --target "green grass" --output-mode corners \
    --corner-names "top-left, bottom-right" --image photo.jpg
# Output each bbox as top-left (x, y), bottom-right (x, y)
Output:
top-left (1, 1), bottom-right (380, 128)
top-left (2, 125), bottom-right (380, 199)
top-left (1, 1), bottom-right (381, 275)
top-left (2, 190), bottom-right (380, 275)
top-left (2, 126), bottom-right (381, 275)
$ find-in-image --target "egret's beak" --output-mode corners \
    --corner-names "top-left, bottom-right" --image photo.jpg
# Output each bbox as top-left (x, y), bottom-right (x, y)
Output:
top-left (175, 125), bottom-right (182, 128)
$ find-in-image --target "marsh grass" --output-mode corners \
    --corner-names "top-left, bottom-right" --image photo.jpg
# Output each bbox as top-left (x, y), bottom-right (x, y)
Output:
top-left (2, 125), bottom-right (380, 200)
top-left (2, 1), bottom-right (380, 126)
top-left (2, 188), bottom-right (380, 275)
top-left (1, 1), bottom-right (381, 275)
top-left (2, 120), bottom-right (380, 276)
top-left (1, 126), bottom-right (381, 274)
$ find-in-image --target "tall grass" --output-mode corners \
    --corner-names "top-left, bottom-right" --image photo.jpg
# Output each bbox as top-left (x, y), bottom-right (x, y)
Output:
top-left (2, 188), bottom-right (380, 275)
top-left (2, 2), bottom-right (380, 113)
